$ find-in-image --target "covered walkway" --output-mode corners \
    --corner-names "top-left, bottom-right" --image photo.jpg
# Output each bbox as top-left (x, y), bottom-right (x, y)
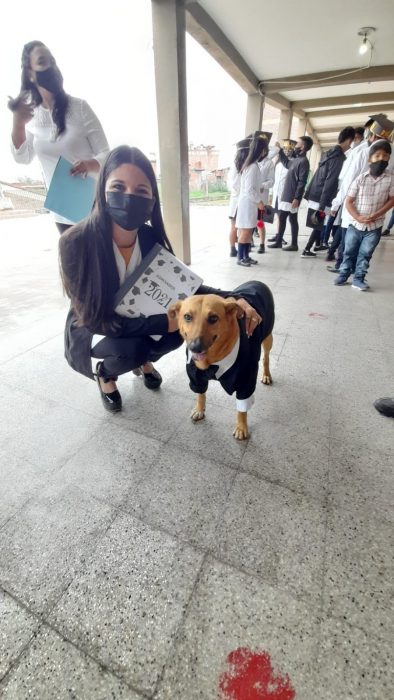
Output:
top-left (0, 211), bottom-right (393, 698)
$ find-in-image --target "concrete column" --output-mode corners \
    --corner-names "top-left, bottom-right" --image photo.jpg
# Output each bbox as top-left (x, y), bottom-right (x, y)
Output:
top-left (245, 93), bottom-right (264, 135)
top-left (297, 118), bottom-right (307, 136)
top-left (151, 0), bottom-right (190, 263)
top-left (277, 109), bottom-right (293, 140)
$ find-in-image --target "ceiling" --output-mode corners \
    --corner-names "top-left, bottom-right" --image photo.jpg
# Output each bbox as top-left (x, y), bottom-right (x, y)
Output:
top-left (186, 0), bottom-right (394, 147)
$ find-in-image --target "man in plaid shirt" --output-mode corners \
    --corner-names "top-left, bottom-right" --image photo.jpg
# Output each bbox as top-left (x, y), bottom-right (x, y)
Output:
top-left (335, 140), bottom-right (394, 291)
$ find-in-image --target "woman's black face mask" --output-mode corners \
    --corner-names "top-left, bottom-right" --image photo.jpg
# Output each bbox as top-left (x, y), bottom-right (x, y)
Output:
top-left (36, 66), bottom-right (63, 94)
top-left (105, 191), bottom-right (155, 231)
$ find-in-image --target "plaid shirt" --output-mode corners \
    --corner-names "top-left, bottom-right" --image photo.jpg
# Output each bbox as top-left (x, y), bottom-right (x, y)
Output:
top-left (347, 170), bottom-right (394, 231)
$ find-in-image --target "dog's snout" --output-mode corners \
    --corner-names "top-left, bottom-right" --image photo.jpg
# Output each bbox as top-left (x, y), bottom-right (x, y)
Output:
top-left (189, 337), bottom-right (205, 353)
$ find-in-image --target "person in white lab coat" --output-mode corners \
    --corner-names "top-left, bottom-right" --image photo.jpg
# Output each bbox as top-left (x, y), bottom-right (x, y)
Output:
top-left (227, 137), bottom-right (251, 257)
top-left (9, 40), bottom-right (109, 233)
top-left (256, 156), bottom-right (275, 253)
top-left (235, 132), bottom-right (271, 267)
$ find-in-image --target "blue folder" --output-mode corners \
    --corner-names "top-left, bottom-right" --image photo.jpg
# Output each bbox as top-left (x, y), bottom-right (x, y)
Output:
top-left (44, 156), bottom-right (96, 223)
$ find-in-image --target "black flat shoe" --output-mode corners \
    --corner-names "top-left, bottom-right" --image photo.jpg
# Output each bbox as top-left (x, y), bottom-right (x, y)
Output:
top-left (133, 366), bottom-right (163, 390)
top-left (95, 362), bottom-right (122, 412)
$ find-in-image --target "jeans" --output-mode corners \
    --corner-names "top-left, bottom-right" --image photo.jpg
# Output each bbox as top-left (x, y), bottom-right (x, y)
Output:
top-left (339, 225), bottom-right (382, 280)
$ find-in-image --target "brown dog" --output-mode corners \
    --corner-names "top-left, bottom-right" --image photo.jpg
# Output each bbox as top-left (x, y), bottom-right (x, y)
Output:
top-left (169, 283), bottom-right (274, 439)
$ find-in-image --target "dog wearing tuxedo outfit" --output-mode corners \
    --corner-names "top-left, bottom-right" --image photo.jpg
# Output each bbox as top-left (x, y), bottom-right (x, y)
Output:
top-left (169, 281), bottom-right (274, 439)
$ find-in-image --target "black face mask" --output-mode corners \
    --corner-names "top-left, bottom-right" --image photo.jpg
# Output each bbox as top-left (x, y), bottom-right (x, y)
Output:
top-left (105, 191), bottom-right (155, 231)
top-left (293, 147), bottom-right (303, 157)
top-left (369, 160), bottom-right (388, 177)
top-left (36, 66), bottom-right (63, 94)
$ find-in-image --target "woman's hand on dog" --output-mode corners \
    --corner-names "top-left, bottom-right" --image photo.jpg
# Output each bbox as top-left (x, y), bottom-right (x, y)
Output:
top-left (232, 298), bottom-right (262, 337)
top-left (167, 313), bottom-right (179, 333)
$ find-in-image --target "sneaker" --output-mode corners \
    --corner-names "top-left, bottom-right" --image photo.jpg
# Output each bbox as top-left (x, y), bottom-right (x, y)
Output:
top-left (268, 241), bottom-right (282, 249)
top-left (283, 244), bottom-right (298, 251)
top-left (268, 237), bottom-right (287, 245)
top-left (237, 258), bottom-right (251, 267)
top-left (301, 250), bottom-right (317, 258)
top-left (334, 275), bottom-right (348, 286)
top-left (327, 265), bottom-right (340, 273)
top-left (230, 246), bottom-right (237, 257)
top-left (257, 244), bottom-right (265, 254)
top-left (352, 278), bottom-right (369, 291)
top-left (314, 244), bottom-right (329, 251)
top-left (245, 256), bottom-right (258, 265)
top-left (381, 229), bottom-right (391, 236)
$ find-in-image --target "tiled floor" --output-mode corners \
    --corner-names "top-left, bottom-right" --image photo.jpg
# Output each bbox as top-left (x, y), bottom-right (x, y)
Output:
top-left (0, 208), bottom-right (393, 699)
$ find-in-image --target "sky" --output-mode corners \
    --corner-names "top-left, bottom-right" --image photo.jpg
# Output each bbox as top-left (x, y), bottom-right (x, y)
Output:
top-left (0, 0), bottom-right (248, 182)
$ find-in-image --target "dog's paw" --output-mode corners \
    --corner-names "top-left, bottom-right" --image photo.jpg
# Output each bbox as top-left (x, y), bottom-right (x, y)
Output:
top-left (233, 424), bottom-right (249, 440)
top-left (191, 408), bottom-right (205, 422)
top-left (261, 372), bottom-right (272, 385)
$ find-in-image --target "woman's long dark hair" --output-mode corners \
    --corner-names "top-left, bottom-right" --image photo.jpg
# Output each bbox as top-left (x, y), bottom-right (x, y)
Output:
top-left (234, 146), bottom-right (249, 173)
top-left (59, 145), bottom-right (173, 331)
top-left (8, 41), bottom-right (69, 137)
top-left (242, 136), bottom-right (269, 171)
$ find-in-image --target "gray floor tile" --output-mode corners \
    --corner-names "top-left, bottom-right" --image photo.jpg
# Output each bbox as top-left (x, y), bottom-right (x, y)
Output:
top-left (328, 444), bottom-right (394, 523)
top-left (0, 484), bottom-right (114, 613)
top-left (48, 513), bottom-right (203, 696)
top-left (0, 626), bottom-right (140, 699)
top-left (0, 386), bottom-right (106, 473)
top-left (323, 507), bottom-right (394, 642)
top-left (121, 444), bottom-right (236, 547)
top-left (155, 558), bottom-right (318, 700)
top-left (211, 472), bottom-right (326, 604)
top-left (0, 453), bottom-right (44, 527)
top-left (57, 423), bottom-right (162, 508)
top-left (315, 617), bottom-right (394, 700)
top-left (167, 402), bottom-right (248, 469)
top-left (0, 591), bottom-right (39, 680)
top-left (241, 418), bottom-right (329, 499)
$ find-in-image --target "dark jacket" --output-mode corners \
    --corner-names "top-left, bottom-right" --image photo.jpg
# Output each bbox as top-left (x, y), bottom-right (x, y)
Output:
top-left (278, 150), bottom-right (310, 203)
top-left (305, 144), bottom-right (346, 210)
top-left (63, 224), bottom-right (243, 380)
top-left (187, 281), bottom-right (275, 401)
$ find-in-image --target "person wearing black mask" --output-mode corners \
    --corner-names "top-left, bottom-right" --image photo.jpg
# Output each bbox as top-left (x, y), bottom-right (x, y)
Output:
top-left (268, 135), bottom-right (313, 251)
top-left (334, 140), bottom-right (394, 291)
top-left (9, 41), bottom-right (109, 233)
top-left (59, 146), bottom-right (264, 412)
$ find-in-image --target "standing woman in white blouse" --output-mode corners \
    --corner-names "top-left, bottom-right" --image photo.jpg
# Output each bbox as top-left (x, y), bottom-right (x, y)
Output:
top-left (235, 133), bottom-right (270, 267)
top-left (227, 137), bottom-right (251, 258)
top-left (9, 40), bottom-right (109, 233)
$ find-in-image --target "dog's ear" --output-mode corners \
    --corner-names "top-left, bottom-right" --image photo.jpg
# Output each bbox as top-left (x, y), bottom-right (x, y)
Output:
top-left (168, 301), bottom-right (182, 319)
top-left (223, 300), bottom-right (239, 317)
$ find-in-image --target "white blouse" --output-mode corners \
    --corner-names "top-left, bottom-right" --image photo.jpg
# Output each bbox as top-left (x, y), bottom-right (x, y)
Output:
top-left (11, 96), bottom-right (109, 224)
top-left (235, 162), bottom-right (262, 229)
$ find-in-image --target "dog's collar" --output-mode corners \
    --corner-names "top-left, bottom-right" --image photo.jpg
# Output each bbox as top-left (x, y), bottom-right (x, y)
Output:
top-left (187, 337), bottom-right (240, 379)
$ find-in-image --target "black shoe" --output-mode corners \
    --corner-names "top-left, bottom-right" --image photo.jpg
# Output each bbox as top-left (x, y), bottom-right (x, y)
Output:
top-left (381, 229), bottom-right (391, 237)
top-left (133, 366), bottom-right (162, 390)
top-left (283, 244), bottom-right (298, 251)
top-left (257, 244), bottom-right (265, 254)
top-left (95, 362), bottom-right (122, 412)
top-left (373, 397), bottom-right (394, 417)
top-left (268, 241), bottom-right (282, 249)
top-left (327, 265), bottom-right (340, 273)
top-left (236, 258), bottom-right (251, 267)
top-left (268, 236), bottom-right (277, 242)
top-left (245, 256), bottom-right (258, 265)
top-left (301, 249), bottom-right (316, 257)
top-left (325, 254), bottom-right (335, 262)
top-left (314, 244), bottom-right (329, 251)
top-left (230, 246), bottom-right (237, 257)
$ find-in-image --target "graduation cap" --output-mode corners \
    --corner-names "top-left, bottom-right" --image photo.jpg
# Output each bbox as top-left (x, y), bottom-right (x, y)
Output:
top-left (280, 139), bottom-right (297, 149)
top-left (369, 114), bottom-right (394, 141)
top-left (249, 130), bottom-right (273, 144)
top-left (235, 137), bottom-right (252, 150)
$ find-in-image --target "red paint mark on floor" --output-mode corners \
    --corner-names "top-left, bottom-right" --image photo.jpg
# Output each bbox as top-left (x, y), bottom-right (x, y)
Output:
top-left (308, 312), bottom-right (328, 320)
top-left (219, 647), bottom-right (295, 700)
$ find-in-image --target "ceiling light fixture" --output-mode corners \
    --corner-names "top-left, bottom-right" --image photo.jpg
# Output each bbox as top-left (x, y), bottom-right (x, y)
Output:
top-left (357, 27), bottom-right (375, 55)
